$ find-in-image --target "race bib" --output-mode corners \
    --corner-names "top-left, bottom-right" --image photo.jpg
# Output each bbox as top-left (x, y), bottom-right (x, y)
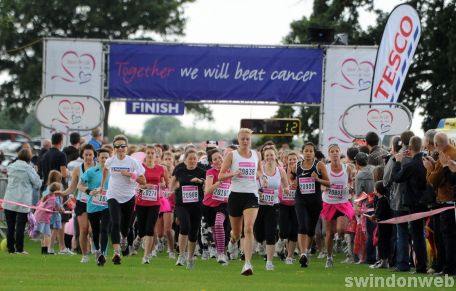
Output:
top-left (182, 185), bottom-right (199, 203)
top-left (161, 188), bottom-right (171, 198)
top-left (299, 177), bottom-right (316, 194)
top-left (141, 185), bottom-right (159, 201)
top-left (282, 187), bottom-right (296, 201)
top-left (238, 162), bottom-right (256, 180)
top-left (327, 184), bottom-right (347, 201)
top-left (92, 190), bottom-right (108, 206)
top-left (212, 183), bottom-right (230, 202)
top-left (259, 188), bottom-right (276, 206)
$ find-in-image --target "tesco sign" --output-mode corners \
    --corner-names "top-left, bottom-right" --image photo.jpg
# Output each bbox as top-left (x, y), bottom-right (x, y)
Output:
top-left (371, 4), bottom-right (421, 103)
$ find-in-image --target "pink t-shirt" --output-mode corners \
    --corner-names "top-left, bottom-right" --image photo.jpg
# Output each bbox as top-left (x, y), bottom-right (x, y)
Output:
top-left (34, 194), bottom-right (56, 224)
top-left (203, 168), bottom-right (231, 207)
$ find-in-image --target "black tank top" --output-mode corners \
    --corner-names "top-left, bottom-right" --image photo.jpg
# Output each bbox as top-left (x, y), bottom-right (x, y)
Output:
top-left (295, 159), bottom-right (322, 203)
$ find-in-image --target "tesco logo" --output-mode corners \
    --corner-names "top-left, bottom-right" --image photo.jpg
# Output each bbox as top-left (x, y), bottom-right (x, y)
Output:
top-left (373, 8), bottom-right (420, 102)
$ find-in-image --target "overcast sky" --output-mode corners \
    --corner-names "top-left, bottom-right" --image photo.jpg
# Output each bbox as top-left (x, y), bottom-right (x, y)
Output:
top-left (106, 0), bottom-right (417, 136)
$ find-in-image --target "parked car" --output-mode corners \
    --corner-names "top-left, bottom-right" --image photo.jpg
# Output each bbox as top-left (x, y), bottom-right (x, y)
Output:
top-left (0, 129), bottom-right (31, 143)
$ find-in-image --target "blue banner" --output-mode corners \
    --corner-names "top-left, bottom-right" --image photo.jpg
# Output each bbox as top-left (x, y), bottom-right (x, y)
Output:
top-left (108, 44), bottom-right (323, 103)
top-left (126, 101), bottom-right (185, 115)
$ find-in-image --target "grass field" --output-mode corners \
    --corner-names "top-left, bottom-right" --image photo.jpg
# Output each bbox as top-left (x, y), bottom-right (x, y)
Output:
top-left (0, 240), bottom-right (448, 291)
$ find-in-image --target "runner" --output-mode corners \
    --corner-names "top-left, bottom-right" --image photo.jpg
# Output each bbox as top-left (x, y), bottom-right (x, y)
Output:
top-left (294, 142), bottom-right (329, 267)
top-left (219, 128), bottom-right (266, 276)
top-left (136, 145), bottom-right (169, 264)
top-left (277, 151), bottom-right (299, 264)
top-left (172, 149), bottom-right (206, 269)
top-left (320, 143), bottom-right (354, 268)
top-left (159, 157), bottom-right (177, 259)
top-left (101, 135), bottom-right (146, 265)
top-left (63, 144), bottom-right (96, 263)
top-left (204, 149), bottom-right (231, 266)
top-left (254, 145), bottom-right (289, 271)
top-left (78, 147), bottom-right (112, 266)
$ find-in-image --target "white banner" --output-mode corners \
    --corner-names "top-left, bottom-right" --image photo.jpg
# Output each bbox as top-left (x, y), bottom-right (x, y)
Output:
top-left (42, 39), bottom-right (104, 141)
top-left (321, 47), bottom-right (377, 154)
top-left (371, 4), bottom-right (421, 103)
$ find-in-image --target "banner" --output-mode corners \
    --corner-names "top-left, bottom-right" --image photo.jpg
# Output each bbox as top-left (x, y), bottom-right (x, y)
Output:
top-left (42, 39), bottom-right (104, 141)
top-left (321, 47), bottom-right (377, 153)
top-left (371, 4), bottom-right (421, 103)
top-left (108, 44), bottom-right (323, 103)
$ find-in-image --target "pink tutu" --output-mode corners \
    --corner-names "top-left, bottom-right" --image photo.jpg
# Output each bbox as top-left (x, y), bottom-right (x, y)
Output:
top-left (320, 201), bottom-right (354, 221)
top-left (159, 197), bottom-right (172, 213)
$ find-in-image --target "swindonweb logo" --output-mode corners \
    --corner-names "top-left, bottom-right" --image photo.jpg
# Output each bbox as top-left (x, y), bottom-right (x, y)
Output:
top-left (345, 274), bottom-right (454, 288)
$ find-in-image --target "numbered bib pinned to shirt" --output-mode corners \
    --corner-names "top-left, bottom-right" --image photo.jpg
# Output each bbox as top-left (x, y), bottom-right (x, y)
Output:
top-left (238, 162), bottom-right (256, 180)
top-left (259, 188), bottom-right (276, 206)
top-left (92, 190), bottom-right (108, 206)
top-left (141, 185), bottom-right (159, 201)
top-left (282, 186), bottom-right (296, 201)
top-left (325, 183), bottom-right (348, 203)
top-left (212, 183), bottom-right (230, 202)
top-left (182, 185), bottom-right (199, 203)
top-left (299, 177), bottom-right (316, 194)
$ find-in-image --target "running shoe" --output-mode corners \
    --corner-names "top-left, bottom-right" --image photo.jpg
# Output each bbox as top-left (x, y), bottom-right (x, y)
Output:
top-left (151, 250), bottom-right (157, 257)
top-left (299, 254), bottom-right (308, 268)
top-left (241, 262), bottom-right (253, 276)
top-left (325, 256), bottom-right (334, 268)
top-left (168, 252), bottom-right (176, 260)
top-left (275, 239), bottom-right (285, 254)
top-left (201, 249), bottom-right (210, 260)
top-left (80, 255), bottom-right (90, 263)
top-left (48, 248), bottom-right (55, 255)
top-left (120, 237), bottom-right (128, 252)
top-left (157, 240), bottom-right (164, 253)
top-left (341, 257), bottom-right (354, 264)
top-left (58, 248), bottom-right (75, 255)
top-left (112, 253), bottom-right (122, 265)
top-left (209, 246), bottom-right (217, 259)
top-left (217, 254), bottom-right (229, 266)
top-left (15, 251), bottom-right (30, 255)
top-left (265, 261), bottom-right (275, 271)
top-left (142, 256), bottom-right (150, 264)
top-left (285, 257), bottom-right (294, 265)
top-left (227, 241), bottom-right (236, 257)
top-left (97, 254), bottom-right (106, 266)
top-left (133, 236), bottom-right (142, 252)
top-left (317, 251), bottom-right (327, 259)
top-left (186, 258), bottom-right (194, 270)
top-left (239, 251), bottom-right (245, 261)
top-left (175, 255), bottom-right (186, 266)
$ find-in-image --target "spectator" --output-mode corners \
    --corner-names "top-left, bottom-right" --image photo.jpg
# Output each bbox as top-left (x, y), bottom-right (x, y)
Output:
top-left (88, 127), bottom-right (102, 150)
top-left (424, 132), bottom-right (456, 276)
top-left (63, 132), bottom-right (81, 163)
top-left (36, 139), bottom-right (51, 179)
top-left (365, 132), bottom-right (388, 166)
top-left (392, 136), bottom-right (428, 273)
top-left (1, 149), bottom-right (42, 254)
top-left (40, 133), bottom-right (68, 191)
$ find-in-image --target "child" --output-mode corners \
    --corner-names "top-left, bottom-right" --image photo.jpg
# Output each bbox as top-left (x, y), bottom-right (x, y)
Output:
top-left (367, 180), bottom-right (392, 269)
top-left (34, 182), bottom-right (64, 254)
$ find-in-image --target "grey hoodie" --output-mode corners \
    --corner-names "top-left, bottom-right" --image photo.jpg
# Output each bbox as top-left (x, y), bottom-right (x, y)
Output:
top-left (2, 160), bottom-right (42, 213)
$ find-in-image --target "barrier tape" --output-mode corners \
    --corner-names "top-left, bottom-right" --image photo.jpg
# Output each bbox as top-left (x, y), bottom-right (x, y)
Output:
top-left (0, 199), bottom-right (72, 215)
top-left (378, 205), bottom-right (455, 224)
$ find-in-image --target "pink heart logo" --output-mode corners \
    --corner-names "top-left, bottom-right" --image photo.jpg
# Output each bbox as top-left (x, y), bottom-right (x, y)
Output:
top-left (51, 51), bottom-right (96, 84)
top-left (331, 58), bottom-right (374, 91)
top-left (367, 109), bottom-right (394, 134)
top-left (58, 99), bottom-right (85, 125)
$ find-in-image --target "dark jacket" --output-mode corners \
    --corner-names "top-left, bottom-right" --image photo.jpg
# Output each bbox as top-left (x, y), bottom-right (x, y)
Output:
top-left (391, 152), bottom-right (427, 212)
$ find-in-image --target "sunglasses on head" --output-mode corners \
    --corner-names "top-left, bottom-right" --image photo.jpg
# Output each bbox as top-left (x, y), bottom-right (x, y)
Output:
top-left (113, 144), bottom-right (127, 149)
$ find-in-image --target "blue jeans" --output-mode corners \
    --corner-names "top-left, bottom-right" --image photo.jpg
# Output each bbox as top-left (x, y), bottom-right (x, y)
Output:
top-left (395, 211), bottom-right (410, 271)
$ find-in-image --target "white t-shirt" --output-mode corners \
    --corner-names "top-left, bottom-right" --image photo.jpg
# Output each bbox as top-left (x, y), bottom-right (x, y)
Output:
top-left (105, 155), bottom-right (145, 203)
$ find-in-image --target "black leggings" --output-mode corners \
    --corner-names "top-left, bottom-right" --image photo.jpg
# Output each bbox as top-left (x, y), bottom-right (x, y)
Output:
top-left (108, 197), bottom-right (135, 244)
top-left (295, 197), bottom-right (322, 237)
top-left (136, 205), bottom-right (160, 237)
top-left (87, 209), bottom-right (110, 253)
top-left (4, 209), bottom-right (27, 253)
top-left (175, 204), bottom-right (202, 243)
top-left (254, 205), bottom-right (279, 245)
top-left (279, 204), bottom-right (298, 242)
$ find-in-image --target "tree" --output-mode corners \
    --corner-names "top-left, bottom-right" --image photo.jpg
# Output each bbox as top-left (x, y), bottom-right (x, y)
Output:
top-left (142, 116), bottom-right (182, 144)
top-left (0, 0), bottom-right (212, 135)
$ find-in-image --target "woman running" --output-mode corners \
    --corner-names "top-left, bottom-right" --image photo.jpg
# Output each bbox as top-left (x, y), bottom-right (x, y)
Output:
top-left (320, 143), bottom-right (354, 268)
top-left (159, 158), bottom-right (176, 259)
top-left (219, 128), bottom-right (266, 276)
top-left (63, 144), bottom-right (96, 263)
top-left (78, 147), bottom-right (111, 266)
top-left (136, 145), bottom-right (168, 264)
top-left (294, 142), bottom-right (329, 267)
top-left (101, 135), bottom-right (146, 265)
top-left (204, 149), bottom-right (231, 265)
top-left (254, 145), bottom-right (289, 271)
top-left (277, 151), bottom-right (299, 264)
top-left (172, 149), bottom-right (206, 269)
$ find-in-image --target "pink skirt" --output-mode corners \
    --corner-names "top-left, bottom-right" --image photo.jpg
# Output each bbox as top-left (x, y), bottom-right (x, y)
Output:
top-left (320, 201), bottom-right (354, 221)
top-left (159, 197), bottom-right (172, 213)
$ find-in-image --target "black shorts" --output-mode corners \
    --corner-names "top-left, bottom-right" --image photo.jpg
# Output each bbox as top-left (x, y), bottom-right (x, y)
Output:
top-left (228, 192), bottom-right (259, 217)
top-left (203, 204), bottom-right (228, 227)
top-left (74, 200), bottom-right (87, 217)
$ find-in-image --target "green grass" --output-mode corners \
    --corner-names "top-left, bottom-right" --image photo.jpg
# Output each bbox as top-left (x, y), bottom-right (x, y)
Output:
top-left (0, 240), bottom-right (443, 291)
